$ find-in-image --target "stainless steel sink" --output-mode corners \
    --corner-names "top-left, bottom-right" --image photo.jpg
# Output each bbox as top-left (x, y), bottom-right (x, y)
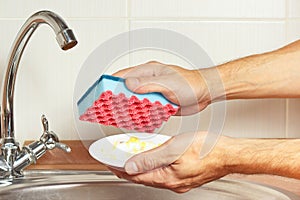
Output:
top-left (0, 170), bottom-right (298, 200)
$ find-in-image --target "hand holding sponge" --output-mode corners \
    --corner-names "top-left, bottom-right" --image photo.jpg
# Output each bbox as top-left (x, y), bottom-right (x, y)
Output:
top-left (77, 75), bottom-right (179, 133)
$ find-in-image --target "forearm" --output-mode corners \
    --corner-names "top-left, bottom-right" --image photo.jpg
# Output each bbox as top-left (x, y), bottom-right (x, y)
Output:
top-left (224, 138), bottom-right (300, 179)
top-left (205, 40), bottom-right (300, 101)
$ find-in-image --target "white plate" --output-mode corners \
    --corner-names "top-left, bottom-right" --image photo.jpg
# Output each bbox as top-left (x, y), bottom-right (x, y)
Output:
top-left (89, 133), bottom-right (171, 168)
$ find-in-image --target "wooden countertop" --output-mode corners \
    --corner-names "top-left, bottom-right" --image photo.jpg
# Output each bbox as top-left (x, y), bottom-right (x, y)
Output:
top-left (24, 140), bottom-right (107, 171)
top-left (24, 140), bottom-right (300, 196)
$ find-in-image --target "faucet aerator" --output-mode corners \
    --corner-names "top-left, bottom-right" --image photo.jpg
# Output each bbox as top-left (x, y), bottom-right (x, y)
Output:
top-left (56, 28), bottom-right (78, 50)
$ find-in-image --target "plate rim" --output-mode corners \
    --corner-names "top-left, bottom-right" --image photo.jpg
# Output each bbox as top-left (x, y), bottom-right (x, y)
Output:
top-left (89, 133), bottom-right (171, 168)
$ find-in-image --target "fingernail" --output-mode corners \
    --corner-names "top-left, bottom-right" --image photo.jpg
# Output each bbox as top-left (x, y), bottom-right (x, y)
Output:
top-left (125, 161), bottom-right (139, 174)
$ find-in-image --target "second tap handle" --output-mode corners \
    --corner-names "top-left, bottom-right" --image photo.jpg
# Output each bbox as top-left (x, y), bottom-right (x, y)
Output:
top-left (55, 142), bottom-right (71, 153)
top-left (41, 114), bottom-right (49, 132)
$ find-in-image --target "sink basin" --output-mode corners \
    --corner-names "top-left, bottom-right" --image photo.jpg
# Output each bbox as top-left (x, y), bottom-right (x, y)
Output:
top-left (0, 170), bottom-right (298, 200)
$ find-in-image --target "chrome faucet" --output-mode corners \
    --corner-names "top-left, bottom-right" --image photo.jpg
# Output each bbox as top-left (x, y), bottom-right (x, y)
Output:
top-left (0, 10), bottom-right (77, 179)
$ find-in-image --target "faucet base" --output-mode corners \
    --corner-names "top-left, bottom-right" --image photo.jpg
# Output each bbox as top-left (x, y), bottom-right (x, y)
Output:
top-left (0, 138), bottom-right (19, 179)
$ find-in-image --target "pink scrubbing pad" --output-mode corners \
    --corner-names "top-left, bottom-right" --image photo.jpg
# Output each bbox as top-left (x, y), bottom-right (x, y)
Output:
top-left (79, 90), bottom-right (179, 133)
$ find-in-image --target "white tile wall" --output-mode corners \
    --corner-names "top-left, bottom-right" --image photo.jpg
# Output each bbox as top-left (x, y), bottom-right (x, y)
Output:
top-left (223, 100), bottom-right (286, 138)
top-left (130, 21), bottom-right (286, 64)
top-left (130, 0), bottom-right (286, 19)
top-left (2, 19), bottom-right (128, 144)
top-left (0, 20), bottom-right (24, 80)
top-left (288, 0), bottom-right (300, 18)
top-left (0, 0), bottom-right (127, 18)
top-left (287, 99), bottom-right (300, 138)
top-left (130, 21), bottom-right (287, 138)
top-left (0, 0), bottom-right (299, 145)
top-left (286, 20), bottom-right (300, 42)
top-left (286, 16), bottom-right (300, 137)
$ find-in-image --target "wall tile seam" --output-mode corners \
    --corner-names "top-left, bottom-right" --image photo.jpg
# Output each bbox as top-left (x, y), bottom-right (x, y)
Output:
top-left (127, 0), bottom-right (131, 19)
top-left (284, 0), bottom-right (289, 138)
top-left (0, 17), bottom-right (129, 21)
top-left (128, 19), bottom-right (286, 24)
top-left (0, 19), bottom-right (287, 26)
top-left (287, 16), bottom-right (300, 19)
top-left (0, 17), bottom-right (287, 21)
top-left (285, 18), bottom-right (300, 21)
top-left (129, 17), bottom-right (286, 20)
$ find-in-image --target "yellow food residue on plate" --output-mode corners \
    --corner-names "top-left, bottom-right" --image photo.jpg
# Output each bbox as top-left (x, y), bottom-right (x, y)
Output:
top-left (114, 136), bottom-right (160, 154)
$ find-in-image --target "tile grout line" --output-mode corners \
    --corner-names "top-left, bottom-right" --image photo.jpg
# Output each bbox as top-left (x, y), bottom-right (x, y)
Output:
top-left (285, 89), bottom-right (290, 135)
top-left (285, 0), bottom-right (289, 138)
top-left (128, 0), bottom-right (132, 66)
top-left (127, 0), bottom-right (131, 27)
top-left (128, 0), bottom-right (132, 30)
top-left (0, 17), bottom-right (300, 23)
top-left (285, 0), bottom-right (289, 41)
top-left (0, 17), bottom-right (287, 22)
top-left (128, 17), bottom-right (285, 21)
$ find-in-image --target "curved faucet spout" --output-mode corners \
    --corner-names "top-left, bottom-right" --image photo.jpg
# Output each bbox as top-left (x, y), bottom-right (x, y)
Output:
top-left (1, 10), bottom-right (77, 140)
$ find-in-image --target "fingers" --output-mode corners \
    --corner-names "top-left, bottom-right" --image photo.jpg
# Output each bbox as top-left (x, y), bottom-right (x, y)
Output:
top-left (112, 61), bottom-right (202, 110)
top-left (112, 61), bottom-right (164, 78)
top-left (110, 167), bottom-right (175, 188)
top-left (176, 103), bottom-right (208, 116)
top-left (112, 62), bottom-right (180, 104)
top-left (107, 166), bottom-right (125, 179)
top-left (112, 67), bottom-right (135, 78)
top-left (126, 74), bottom-right (199, 108)
top-left (125, 75), bottom-right (178, 98)
top-left (108, 166), bottom-right (197, 194)
top-left (125, 76), bottom-right (165, 93)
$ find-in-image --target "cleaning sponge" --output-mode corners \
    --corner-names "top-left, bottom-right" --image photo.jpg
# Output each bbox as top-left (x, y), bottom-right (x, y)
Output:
top-left (77, 75), bottom-right (179, 133)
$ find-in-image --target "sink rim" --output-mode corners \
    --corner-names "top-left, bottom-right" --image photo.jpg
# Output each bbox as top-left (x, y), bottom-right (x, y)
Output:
top-left (0, 170), bottom-right (298, 200)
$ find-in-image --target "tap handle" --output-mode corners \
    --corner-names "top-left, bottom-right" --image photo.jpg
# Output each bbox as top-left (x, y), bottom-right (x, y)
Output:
top-left (55, 142), bottom-right (71, 153)
top-left (41, 114), bottom-right (49, 132)
top-left (39, 114), bottom-right (71, 153)
top-left (41, 131), bottom-right (72, 153)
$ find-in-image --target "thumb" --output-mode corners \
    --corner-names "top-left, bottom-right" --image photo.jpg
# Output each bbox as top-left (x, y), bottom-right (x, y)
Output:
top-left (124, 141), bottom-right (175, 175)
top-left (124, 133), bottom-right (195, 175)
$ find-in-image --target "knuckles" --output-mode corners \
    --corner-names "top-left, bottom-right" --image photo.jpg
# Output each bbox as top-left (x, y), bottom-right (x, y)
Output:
top-left (146, 60), bottom-right (161, 65)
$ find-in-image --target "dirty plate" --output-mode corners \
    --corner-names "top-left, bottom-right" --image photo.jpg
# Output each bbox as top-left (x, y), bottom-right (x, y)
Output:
top-left (89, 133), bottom-right (171, 168)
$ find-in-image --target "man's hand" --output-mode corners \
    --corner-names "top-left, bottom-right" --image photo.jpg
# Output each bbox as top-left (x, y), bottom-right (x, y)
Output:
top-left (108, 132), bottom-right (230, 193)
top-left (114, 40), bottom-right (300, 110)
top-left (113, 61), bottom-right (213, 115)
top-left (108, 132), bottom-right (300, 193)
